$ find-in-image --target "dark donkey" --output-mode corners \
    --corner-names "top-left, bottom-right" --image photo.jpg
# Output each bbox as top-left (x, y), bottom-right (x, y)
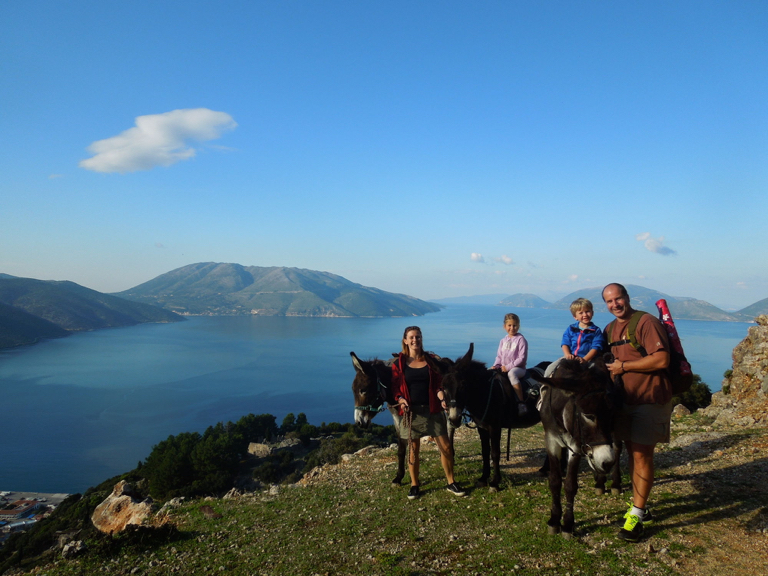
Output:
top-left (441, 343), bottom-right (546, 492)
top-left (350, 352), bottom-right (406, 484)
top-left (532, 357), bottom-right (620, 538)
top-left (350, 351), bottom-right (456, 485)
top-left (542, 361), bottom-right (624, 497)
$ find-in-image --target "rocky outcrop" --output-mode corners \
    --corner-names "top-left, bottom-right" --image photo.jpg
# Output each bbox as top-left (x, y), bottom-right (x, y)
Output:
top-left (91, 481), bottom-right (156, 534)
top-left (702, 315), bottom-right (768, 427)
top-left (248, 442), bottom-right (271, 457)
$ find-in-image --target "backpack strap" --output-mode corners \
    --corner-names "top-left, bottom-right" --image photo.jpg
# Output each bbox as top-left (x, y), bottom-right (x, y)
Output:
top-left (605, 311), bottom-right (648, 357)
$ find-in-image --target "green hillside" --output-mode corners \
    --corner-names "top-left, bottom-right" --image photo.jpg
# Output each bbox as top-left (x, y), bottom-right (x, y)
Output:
top-left (737, 297), bottom-right (768, 319)
top-left (0, 302), bottom-right (69, 348)
top-left (115, 262), bottom-right (442, 317)
top-left (0, 277), bottom-right (183, 349)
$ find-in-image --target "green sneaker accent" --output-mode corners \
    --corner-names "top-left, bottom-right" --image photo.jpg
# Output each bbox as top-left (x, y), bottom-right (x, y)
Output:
top-left (623, 502), bottom-right (653, 524)
top-left (618, 513), bottom-right (644, 542)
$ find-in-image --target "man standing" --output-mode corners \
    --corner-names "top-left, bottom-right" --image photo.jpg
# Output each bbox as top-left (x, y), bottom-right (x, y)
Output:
top-left (602, 283), bottom-right (672, 543)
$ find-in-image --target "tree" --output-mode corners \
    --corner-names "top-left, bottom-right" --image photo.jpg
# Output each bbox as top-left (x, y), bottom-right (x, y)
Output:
top-left (234, 413), bottom-right (278, 442)
top-left (281, 413), bottom-right (296, 433)
top-left (141, 432), bottom-right (201, 499)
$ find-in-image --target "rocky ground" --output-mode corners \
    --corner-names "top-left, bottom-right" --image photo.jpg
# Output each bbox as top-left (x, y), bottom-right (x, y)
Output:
top-left (302, 412), bottom-right (768, 576)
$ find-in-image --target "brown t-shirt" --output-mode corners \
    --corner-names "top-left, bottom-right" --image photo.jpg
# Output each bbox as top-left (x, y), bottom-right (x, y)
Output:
top-left (608, 313), bottom-right (672, 405)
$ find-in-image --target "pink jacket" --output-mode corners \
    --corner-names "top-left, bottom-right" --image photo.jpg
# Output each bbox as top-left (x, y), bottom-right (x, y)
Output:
top-left (493, 334), bottom-right (528, 371)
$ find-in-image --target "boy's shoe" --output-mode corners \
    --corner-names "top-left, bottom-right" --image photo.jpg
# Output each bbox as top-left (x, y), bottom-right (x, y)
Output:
top-left (517, 403), bottom-right (529, 416)
top-left (407, 485), bottom-right (420, 500)
top-left (623, 501), bottom-right (654, 524)
top-left (618, 513), bottom-right (644, 542)
top-left (446, 483), bottom-right (466, 497)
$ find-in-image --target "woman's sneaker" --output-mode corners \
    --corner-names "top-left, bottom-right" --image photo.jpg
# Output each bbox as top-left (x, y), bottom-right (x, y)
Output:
top-left (618, 513), bottom-right (644, 542)
top-left (407, 485), bottom-right (420, 500)
top-left (446, 483), bottom-right (466, 497)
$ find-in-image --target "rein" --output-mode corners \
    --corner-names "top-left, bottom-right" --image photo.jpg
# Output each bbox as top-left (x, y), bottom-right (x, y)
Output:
top-left (354, 370), bottom-right (389, 413)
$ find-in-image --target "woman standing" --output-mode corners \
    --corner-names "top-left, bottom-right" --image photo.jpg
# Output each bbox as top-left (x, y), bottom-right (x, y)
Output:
top-left (393, 326), bottom-right (465, 500)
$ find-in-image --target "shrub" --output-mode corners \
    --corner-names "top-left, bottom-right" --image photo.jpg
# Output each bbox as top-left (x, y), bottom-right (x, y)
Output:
top-left (672, 373), bottom-right (712, 412)
top-left (252, 451), bottom-right (296, 485)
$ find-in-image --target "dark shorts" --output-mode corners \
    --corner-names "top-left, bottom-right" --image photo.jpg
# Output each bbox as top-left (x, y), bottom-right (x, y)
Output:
top-left (399, 405), bottom-right (448, 440)
top-left (615, 401), bottom-right (673, 446)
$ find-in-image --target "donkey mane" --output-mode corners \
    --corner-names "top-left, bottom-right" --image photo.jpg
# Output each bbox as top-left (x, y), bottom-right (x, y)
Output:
top-left (541, 359), bottom-right (611, 396)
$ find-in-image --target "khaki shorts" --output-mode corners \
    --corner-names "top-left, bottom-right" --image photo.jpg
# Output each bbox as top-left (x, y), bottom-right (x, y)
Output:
top-left (399, 405), bottom-right (448, 440)
top-left (615, 401), bottom-right (673, 446)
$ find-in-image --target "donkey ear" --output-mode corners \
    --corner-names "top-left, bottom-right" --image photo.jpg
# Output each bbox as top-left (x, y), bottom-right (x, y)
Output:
top-left (456, 343), bottom-right (474, 367)
top-left (350, 351), bottom-right (365, 373)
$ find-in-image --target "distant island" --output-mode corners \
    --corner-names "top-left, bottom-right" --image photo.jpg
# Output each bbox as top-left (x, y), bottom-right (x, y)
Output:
top-left (114, 262), bottom-right (441, 318)
top-left (436, 284), bottom-right (767, 322)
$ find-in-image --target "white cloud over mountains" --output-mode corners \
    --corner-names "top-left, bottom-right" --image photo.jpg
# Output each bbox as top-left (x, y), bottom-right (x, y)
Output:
top-left (636, 232), bottom-right (676, 255)
top-left (79, 108), bottom-right (237, 173)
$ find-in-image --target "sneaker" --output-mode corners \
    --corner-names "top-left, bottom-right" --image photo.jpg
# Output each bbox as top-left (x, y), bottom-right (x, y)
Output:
top-left (446, 482), bottom-right (466, 497)
top-left (407, 485), bottom-right (420, 500)
top-left (517, 403), bottom-right (529, 416)
top-left (623, 501), bottom-right (654, 524)
top-left (618, 513), bottom-right (644, 542)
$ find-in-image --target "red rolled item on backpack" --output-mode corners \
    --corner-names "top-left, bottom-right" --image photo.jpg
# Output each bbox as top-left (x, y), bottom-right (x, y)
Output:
top-left (656, 299), bottom-right (692, 376)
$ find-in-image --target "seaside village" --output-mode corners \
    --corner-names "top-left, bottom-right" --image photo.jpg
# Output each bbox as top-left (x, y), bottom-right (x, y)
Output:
top-left (0, 492), bottom-right (70, 545)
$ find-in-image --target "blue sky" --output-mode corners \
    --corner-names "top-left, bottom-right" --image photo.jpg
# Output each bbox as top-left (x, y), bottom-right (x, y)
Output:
top-left (2, 1), bottom-right (766, 310)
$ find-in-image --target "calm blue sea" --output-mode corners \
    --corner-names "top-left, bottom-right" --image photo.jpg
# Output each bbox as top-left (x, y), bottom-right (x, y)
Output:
top-left (0, 305), bottom-right (749, 494)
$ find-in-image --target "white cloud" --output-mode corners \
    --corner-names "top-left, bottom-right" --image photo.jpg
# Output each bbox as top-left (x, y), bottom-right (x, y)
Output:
top-left (470, 253), bottom-right (485, 263)
top-left (48, 173), bottom-right (64, 179)
top-left (568, 274), bottom-right (579, 282)
top-left (494, 255), bottom-right (513, 265)
top-left (79, 108), bottom-right (237, 173)
top-left (635, 232), bottom-right (676, 256)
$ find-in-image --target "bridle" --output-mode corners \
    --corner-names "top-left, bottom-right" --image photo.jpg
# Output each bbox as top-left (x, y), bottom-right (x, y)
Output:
top-left (444, 370), bottom-right (500, 428)
top-left (354, 368), bottom-right (388, 414)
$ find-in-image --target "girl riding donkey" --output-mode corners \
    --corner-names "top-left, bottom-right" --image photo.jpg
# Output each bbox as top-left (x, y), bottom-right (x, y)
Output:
top-left (492, 313), bottom-right (531, 415)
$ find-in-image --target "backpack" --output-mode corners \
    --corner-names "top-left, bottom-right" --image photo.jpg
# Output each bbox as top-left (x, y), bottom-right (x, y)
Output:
top-left (604, 301), bottom-right (693, 395)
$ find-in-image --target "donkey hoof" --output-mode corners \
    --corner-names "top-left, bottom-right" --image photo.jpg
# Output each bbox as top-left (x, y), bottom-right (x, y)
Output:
top-left (611, 488), bottom-right (622, 496)
top-left (476, 480), bottom-right (488, 488)
top-left (562, 531), bottom-right (573, 540)
top-left (391, 477), bottom-right (403, 486)
top-left (488, 486), bottom-right (498, 494)
top-left (594, 487), bottom-right (605, 496)
top-left (547, 525), bottom-right (561, 536)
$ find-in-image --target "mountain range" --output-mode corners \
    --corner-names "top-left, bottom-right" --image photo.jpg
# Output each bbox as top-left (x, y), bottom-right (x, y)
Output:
top-left (491, 285), bottom-right (765, 322)
top-left (3, 264), bottom-right (764, 351)
top-left (113, 262), bottom-right (442, 318)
